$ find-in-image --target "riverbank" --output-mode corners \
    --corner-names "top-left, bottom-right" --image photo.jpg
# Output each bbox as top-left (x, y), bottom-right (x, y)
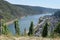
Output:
top-left (0, 35), bottom-right (60, 40)
top-left (5, 16), bottom-right (25, 25)
top-left (5, 19), bottom-right (17, 25)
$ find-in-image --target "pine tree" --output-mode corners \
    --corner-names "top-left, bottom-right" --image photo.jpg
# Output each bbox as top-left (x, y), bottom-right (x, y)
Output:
top-left (28, 21), bottom-right (34, 36)
top-left (42, 22), bottom-right (48, 37)
top-left (14, 19), bottom-right (20, 36)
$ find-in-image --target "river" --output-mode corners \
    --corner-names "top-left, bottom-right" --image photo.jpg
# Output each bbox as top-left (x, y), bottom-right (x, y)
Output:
top-left (8, 13), bottom-right (52, 35)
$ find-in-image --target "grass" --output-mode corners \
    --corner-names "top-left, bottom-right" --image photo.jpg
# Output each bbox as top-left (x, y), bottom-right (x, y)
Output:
top-left (0, 35), bottom-right (60, 40)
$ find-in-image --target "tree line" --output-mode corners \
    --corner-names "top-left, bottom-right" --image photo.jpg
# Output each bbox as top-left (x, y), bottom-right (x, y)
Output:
top-left (0, 18), bottom-right (60, 37)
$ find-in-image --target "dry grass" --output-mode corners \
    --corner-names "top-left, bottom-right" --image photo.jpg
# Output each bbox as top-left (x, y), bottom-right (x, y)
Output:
top-left (0, 35), bottom-right (60, 40)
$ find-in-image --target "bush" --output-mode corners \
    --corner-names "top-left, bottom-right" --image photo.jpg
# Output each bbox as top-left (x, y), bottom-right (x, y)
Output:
top-left (54, 22), bottom-right (60, 34)
top-left (1, 19), bottom-right (9, 35)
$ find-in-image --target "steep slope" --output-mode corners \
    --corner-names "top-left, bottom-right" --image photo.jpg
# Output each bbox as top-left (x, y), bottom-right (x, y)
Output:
top-left (0, 0), bottom-right (59, 22)
top-left (0, 0), bottom-right (28, 21)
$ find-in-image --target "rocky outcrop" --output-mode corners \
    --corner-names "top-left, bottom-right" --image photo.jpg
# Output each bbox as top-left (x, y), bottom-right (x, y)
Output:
top-left (34, 16), bottom-right (60, 37)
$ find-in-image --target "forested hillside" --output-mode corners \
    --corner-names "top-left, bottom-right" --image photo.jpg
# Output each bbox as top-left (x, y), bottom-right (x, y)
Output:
top-left (0, 0), bottom-right (59, 22)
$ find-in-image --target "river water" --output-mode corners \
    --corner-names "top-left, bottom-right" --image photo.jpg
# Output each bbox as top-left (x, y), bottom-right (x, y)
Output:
top-left (8, 14), bottom-right (52, 35)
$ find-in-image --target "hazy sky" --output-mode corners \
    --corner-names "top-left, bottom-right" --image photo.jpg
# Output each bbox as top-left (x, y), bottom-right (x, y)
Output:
top-left (5, 0), bottom-right (60, 9)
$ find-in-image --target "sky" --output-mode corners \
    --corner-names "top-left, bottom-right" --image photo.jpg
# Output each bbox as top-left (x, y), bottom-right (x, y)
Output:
top-left (5, 0), bottom-right (60, 9)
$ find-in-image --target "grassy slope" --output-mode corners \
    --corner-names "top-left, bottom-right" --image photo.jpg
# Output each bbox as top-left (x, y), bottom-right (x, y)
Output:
top-left (0, 35), bottom-right (60, 40)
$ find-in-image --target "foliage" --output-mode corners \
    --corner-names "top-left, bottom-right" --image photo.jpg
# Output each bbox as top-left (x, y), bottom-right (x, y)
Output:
top-left (54, 11), bottom-right (60, 18)
top-left (1, 19), bottom-right (9, 35)
top-left (42, 22), bottom-right (48, 37)
top-left (54, 22), bottom-right (60, 34)
top-left (14, 19), bottom-right (20, 36)
top-left (28, 21), bottom-right (34, 36)
top-left (2, 24), bottom-right (9, 35)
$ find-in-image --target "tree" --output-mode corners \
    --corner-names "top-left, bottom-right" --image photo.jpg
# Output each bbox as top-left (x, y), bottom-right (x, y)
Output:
top-left (28, 21), bottom-right (34, 36)
top-left (2, 24), bottom-right (9, 35)
top-left (54, 22), bottom-right (60, 34)
top-left (42, 22), bottom-right (48, 37)
top-left (14, 19), bottom-right (20, 36)
top-left (54, 11), bottom-right (60, 18)
top-left (1, 19), bottom-right (9, 35)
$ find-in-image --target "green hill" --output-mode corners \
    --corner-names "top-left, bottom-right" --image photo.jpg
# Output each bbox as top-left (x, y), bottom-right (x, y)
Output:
top-left (0, 0), bottom-right (59, 22)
